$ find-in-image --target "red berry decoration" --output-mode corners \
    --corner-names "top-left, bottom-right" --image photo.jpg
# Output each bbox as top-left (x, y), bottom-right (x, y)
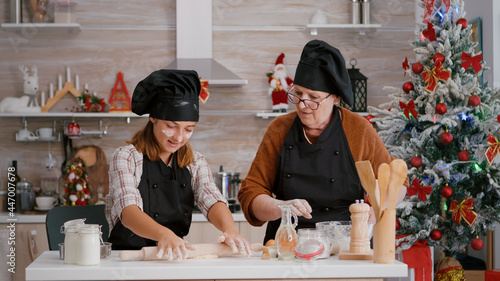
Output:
top-left (433, 53), bottom-right (445, 64)
top-left (410, 156), bottom-right (422, 168)
top-left (471, 237), bottom-right (484, 251)
top-left (468, 94), bottom-right (481, 107)
top-left (365, 114), bottom-right (375, 125)
top-left (412, 62), bottom-right (424, 74)
top-left (430, 229), bottom-right (442, 241)
top-left (441, 184), bottom-right (453, 198)
top-left (396, 219), bottom-right (401, 231)
top-left (441, 132), bottom-right (453, 144)
top-left (497, 114), bottom-right (500, 123)
top-left (435, 103), bottom-right (447, 115)
top-left (458, 150), bottom-right (470, 161)
top-left (457, 18), bottom-right (468, 29)
top-left (403, 81), bottom-right (414, 93)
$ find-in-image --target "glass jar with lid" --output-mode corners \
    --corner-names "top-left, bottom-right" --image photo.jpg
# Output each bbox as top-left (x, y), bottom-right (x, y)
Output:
top-left (77, 224), bottom-right (101, 265)
top-left (61, 218), bottom-right (85, 264)
top-left (294, 228), bottom-right (330, 260)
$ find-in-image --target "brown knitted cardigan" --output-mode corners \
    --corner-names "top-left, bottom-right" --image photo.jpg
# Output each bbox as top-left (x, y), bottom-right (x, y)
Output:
top-left (238, 107), bottom-right (404, 226)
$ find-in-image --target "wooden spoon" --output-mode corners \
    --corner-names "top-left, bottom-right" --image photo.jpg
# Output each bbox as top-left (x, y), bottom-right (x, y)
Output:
top-left (377, 163), bottom-right (391, 218)
top-left (355, 161), bottom-right (380, 219)
top-left (387, 159), bottom-right (408, 210)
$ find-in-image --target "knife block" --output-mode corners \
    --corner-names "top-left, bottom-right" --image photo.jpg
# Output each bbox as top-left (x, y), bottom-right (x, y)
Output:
top-left (373, 209), bottom-right (395, 263)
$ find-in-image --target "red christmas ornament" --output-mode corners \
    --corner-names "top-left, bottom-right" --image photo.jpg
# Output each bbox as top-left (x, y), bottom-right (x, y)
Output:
top-left (433, 53), bottom-right (445, 64)
top-left (365, 114), bottom-right (375, 125)
top-left (412, 62), bottom-right (424, 74)
top-left (410, 156), bottom-right (422, 168)
top-left (441, 184), bottom-right (453, 198)
top-left (66, 119), bottom-right (81, 137)
top-left (471, 237), bottom-right (484, 251)
top-left (468, 94), bottom-right (481, 107)
top-left (441, 132), bottom-right (453, 144)
top-left (403, 81), bottom-right (414, 93)
top-left (430, 229), bottom-right (442, 241)
top-left (435, 103), bottom-right (447, 115)
top-left (457, 18), bottom-right (468, 29)
top-left (396, 219), bottom-right (401, 231)
top-left (458, 150), bottom-right (471, 161)
top-left (497, 114), bottom-right (500, 123)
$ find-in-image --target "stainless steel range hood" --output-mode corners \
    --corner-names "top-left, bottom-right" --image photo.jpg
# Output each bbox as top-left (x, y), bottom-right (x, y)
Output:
top-left (166, 0), bottom-right (248, 86)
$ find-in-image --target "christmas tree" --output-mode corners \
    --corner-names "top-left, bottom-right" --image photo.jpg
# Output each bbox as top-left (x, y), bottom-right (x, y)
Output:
top-left (370, 0), bottom-right (500, 256)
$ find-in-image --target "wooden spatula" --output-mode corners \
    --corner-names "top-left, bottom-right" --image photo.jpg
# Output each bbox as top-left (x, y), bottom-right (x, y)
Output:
top-left (377, 163), bottom-right (391, 218)
top-left (387, 159), bottom-right (408, 210)
top-left (355, 161), bottom-right (380, 220)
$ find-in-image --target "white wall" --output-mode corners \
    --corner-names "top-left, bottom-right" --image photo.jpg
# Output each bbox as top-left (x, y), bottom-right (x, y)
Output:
top-left (465, 0), bottom-right (500, 88)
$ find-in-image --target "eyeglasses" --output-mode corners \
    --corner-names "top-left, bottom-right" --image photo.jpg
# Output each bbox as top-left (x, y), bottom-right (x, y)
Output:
top-left (287, 92), bottom-right (332, 110)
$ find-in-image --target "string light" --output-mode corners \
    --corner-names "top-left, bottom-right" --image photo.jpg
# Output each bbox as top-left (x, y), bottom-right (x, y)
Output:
top-left (473, 163), bottom-right (482, 172)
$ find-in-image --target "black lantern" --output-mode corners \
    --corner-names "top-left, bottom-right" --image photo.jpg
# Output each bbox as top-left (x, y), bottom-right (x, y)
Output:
top-left (340, 58), bottom-right (367, 112)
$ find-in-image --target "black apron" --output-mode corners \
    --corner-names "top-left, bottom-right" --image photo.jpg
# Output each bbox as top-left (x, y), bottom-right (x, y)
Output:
top-left (264, 106), bottom-right (364, 243)
top-left (109, 153), bottom-right (194, 250)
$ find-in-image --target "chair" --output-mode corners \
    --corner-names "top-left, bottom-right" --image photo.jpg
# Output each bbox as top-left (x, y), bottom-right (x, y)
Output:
top-left (45, 205), bottom-right (109, 250)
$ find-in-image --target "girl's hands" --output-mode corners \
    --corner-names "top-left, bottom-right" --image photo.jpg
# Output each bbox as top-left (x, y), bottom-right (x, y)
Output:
top-left (156, 230), bottom-right (195, 261)
top-left (218, 232), bottom-right (253, 257)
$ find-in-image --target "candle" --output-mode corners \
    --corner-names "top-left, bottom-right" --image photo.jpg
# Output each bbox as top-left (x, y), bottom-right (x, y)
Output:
top-left (41, 91), bottom-right (45, 106)
top-left (75, 75), bottom-right (79, 90)
top-left (93, 91), bottom-right (97, 97)
top-left (66, 67), bottom-right (71, 83)
top-left (50, 83), bottom-right (54, 98)
top-left (58, 75), bottom-right (62, 89)
top-left (84, 83), bottom-right (89, 91)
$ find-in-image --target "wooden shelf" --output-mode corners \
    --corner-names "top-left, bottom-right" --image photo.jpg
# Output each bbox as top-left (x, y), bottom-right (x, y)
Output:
top-left (306, 23), bottom-right (382, 35)
top-left (0, 23), bottom-right (81, 34)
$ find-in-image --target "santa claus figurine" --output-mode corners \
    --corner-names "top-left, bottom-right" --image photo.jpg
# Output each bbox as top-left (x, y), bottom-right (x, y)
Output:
top-left (267, 53), bottom-right (293, 113)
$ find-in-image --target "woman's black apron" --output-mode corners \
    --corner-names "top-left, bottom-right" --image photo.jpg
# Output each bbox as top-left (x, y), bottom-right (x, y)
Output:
top-left (109, 153), bottom-right (194, 250)
top-left (264, 105), bottom-right (364, 243)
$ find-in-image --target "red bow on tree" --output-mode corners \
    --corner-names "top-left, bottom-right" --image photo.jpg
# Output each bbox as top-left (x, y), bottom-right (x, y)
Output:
top-left (407, 178), bottom-right (432, 201)
top-left (461, 52), bottom-right (483, 73)
top-left (486, 133), bottom-right (500, 165)
top-left (199, 79), bottom-right (210, 103)
top-left (399, 100), bottom-right (419, 120)
top-left (402, 57), bottom-right (409, 76)
top-left (422, 60), bottom-right (450, 92)
top-left (422, 22), bottom-right (437, 41)
top-left (422, 0), bottom-right (450, 24)
top-left (450, 198), bottom-right (477, 226)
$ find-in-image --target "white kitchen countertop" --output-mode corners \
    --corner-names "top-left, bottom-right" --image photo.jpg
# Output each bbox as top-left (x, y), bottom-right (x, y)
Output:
top-left (26, 251), bottom-right (408, 281)
top-left (0, 211), bottom-right (247, 224)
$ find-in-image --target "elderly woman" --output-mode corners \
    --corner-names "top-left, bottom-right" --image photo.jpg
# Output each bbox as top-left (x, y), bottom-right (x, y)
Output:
top-left (238, 40), bottom-right (407, 243)
top-left (106, 69), bottom-right (252, 259)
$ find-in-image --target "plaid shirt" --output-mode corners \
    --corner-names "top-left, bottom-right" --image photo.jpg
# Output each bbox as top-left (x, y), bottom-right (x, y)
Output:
top-left (105, 144), bottom-right (227, 229)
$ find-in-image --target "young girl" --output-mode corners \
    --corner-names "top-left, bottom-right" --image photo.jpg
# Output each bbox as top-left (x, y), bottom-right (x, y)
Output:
top-left (106, 69), bottom-right (251, 260)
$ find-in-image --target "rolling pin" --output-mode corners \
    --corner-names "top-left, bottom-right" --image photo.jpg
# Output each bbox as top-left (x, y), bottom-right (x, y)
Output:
top-left (119, 243), bottom-right (263, 261)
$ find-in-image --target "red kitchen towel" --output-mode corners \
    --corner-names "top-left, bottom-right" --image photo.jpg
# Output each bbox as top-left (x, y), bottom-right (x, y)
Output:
top-left (397, 236), bottom-right (432, 281)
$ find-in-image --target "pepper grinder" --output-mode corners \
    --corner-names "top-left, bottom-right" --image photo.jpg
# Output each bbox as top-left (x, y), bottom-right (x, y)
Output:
top-left (349, 199), bottom-right (370, 253)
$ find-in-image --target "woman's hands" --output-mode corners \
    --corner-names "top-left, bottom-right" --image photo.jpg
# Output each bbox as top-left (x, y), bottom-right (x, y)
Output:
top-left (218, 232), bottom-right (253, 256)
top-left (282, 199), bottom-right (313, 219)
top-left (156, 229), bottom-right (195, 261)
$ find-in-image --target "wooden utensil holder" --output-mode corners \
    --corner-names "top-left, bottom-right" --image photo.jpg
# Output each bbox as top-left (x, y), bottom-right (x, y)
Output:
top-left (373, 209), bottom-right (395, 263)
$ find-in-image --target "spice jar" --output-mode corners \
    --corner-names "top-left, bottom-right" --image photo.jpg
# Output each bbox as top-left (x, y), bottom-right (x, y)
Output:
top-left (351, 0), bottom-right (361, 24)
top-left (77, 224), bottom-right (101, 265)
top-left (294, 228), bottom-right (330, 260)
top-left (61, 218), bottom-right (85, 264)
